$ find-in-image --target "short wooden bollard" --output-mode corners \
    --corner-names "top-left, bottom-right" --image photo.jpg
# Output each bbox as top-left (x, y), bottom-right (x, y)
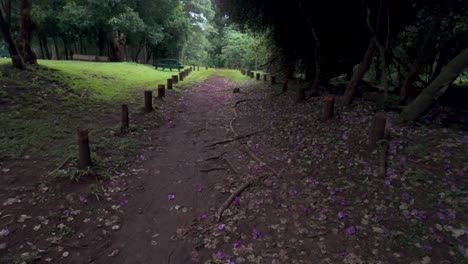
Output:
top-left (282, 80), bottom-right (288, 92)
top-left (121, 104), bottom-right (129, 130)
top-left (271, 76), bottom-right (276, 84)
top-left (263, 74), bottom-right (267, 81)
top-left (256, 73), bottom-right (260, 80)
top-left (197, 66), bottom-right (200, 71)
top-left (323, 96), bottom-right (335, 120)
top-left (368, 112), bottom-right (387, 150)
top-left (172, 75), bottom-right (179, 84)
top-left (167, 78), bottom-right (173, 90)
top-left (179, 72), bottom-right (184, 81)
top-left (205, 66), bottom-right (208, 70)
top-left (158, 85), bottom-right (165, 98)
top-left (144, 90), bottom-right (153, 112)
top-left (297, 88), bottom-right (306, 102)
top-left (77, 128), bottom-right (92, 169)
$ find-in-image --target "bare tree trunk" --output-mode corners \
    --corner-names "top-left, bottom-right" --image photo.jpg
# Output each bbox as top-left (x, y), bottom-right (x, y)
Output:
top-left (343, 41), bottom-right (375, 105)
top-left (43, 37), bottom-right (51, 59)
top-left (399, 15), bottom-right (442, 98)
top-left (0, 7), bottom-right (25, 69)
top-left (110, 31), bottom-right (127, 62)
top-left (53, 37), bottom-right (60, 60)
top-left (15, 0), bottom-right (37, 65)
top-left (400, 48), bottom-right (468, 122)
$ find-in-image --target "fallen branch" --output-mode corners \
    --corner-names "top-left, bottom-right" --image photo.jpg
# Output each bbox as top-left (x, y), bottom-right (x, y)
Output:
top-left (216, 175), bottom-right (267, 221)
top-left (205, 130), bottom-right (265, 147)
top-left (199, 167), bottom-right (227, 173)
top-left (47, 155), bottom-right (71, 176)
top-left (52, 242), bottom-right (89, 249)
top-left (204, 152), bottom-right (228, 161)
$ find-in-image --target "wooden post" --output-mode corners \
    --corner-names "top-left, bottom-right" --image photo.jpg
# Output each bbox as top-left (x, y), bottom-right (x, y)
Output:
top-left (121, 104), bottom-right (129, 130)
top-left (77, 128), bottom-right (91, 169)
top-left (172, 75), bottom-right (178, 84)
top-left (197, 66), bottom-right (200, 71)
top-left (271, 76), bottom-right (276, 84)
top-left (297, 88), bottom-right (306, 102)
top-left (205, 66), bottom-right (208, 70)
top-left (282, 80), bottom-right (288, 92)
top-left (368, 112), bottom-right (387, 150)
top-left (263, 74), bottom-right (267, 81)
top-left (167, 78), bottom-right (173, 90)
top-left (256, 73), bottom-right (260, 80)
top-left (323, 96), bottom-right (335, 120)
top-left (158, 85), bottom-right (165, 98)
top-left (144, 90), bottom-right (153, 112)
top-left (179, 72), bottom-right (184, 81)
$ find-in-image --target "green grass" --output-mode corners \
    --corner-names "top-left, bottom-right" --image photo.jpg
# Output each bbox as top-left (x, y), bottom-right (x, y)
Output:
top-left (215, 69), bottom-right (252, 82)
top-left (0, 59), bottom-right (214, 165)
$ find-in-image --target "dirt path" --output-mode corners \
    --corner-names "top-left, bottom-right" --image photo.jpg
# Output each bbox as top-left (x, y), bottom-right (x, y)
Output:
top-left (91, 75), bottom-right (237, 263)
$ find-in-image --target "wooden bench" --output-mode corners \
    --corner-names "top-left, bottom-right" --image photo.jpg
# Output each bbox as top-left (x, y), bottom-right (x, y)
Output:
top-left (154, 59), bottom-right (184, 72)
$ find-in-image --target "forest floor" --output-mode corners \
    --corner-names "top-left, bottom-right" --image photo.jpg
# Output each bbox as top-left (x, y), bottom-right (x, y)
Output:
top-left (0, 65), bottom-right (467, 264)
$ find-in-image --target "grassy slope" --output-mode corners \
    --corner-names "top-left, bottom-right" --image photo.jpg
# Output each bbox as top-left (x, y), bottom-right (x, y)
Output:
top-left (0, 59), bottom-right (218, 163)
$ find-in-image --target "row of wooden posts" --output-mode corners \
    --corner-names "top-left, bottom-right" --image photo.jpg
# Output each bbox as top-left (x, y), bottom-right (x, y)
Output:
top-left (238, 68), bottom-right (387, 151)
top-left (77, 66), bottom-right (204, 169)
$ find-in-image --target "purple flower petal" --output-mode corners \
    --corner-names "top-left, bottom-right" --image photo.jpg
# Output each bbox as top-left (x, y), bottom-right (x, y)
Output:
top-left (79, 195), bottom-right (86, 202)
top-left (233, 240), bottom-right (242, 248)
top-left (197, 187), bottom-right (204, 193)
top-left (298, 205), bottom-right (308, 214)
top-left (436, 212), bottom-right (445, 220)
top-left (340, 251), bottom-right (349, 257)
top-left (233, 196), bottom-right (241, 206)
top-left (337, 212), bottom-right (347, 219)
top-left (289, 190), bottom-right (298, 196)
top-left (200, 214), bottom-right (208, 220)
top-left (218, 224), bottom-right (225, 231)
top-left (120, 199), bottom-right (129, 206)
top-left (417, 211), bottom-right (428, 220)
top-left (401, 193), bottom-right (410, 202)
top-left (0, 228), bottom-right (9, 237)
top-left (423, 244), bottom-right (432, 251)
top-left (344, 225), bottom-right (356, 235)
top-left (168, 194), bottom-right (175, 200)
top-left (216, 250), bottom-right (224, 259)
top-left (227, 259), bottom-right (235, 264)
top-left (252, 228), bottom-right (262, 240)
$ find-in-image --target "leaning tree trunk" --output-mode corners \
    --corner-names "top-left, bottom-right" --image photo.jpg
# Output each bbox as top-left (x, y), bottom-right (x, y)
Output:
top-left (400, 48), bottom-right (468, 122)
top-left (399, 15), bottom-right (442, 99)
top-left (0, 9), bottom-right (25, 69)
top-left (15, 0), bottom-right (37, 65)
top-left (343, 41), bottom-right (376, 105)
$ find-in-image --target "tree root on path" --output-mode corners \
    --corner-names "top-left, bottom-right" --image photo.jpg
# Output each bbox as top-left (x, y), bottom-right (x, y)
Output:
top-left (215, 97), bottom-right (282, 222)
top-left (205, 130), bottom-right (266, 147)
top-left (204, 151), bottom-right (228, 161)
top-left (199, 167), bottom-right (227, 173)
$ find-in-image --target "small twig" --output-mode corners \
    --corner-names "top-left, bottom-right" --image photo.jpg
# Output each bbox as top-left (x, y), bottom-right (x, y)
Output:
top-left (52, 242), bottom-right (89, 249)
top-left (47, 155), bottom-right (72, 176)
top-left (199, 167), bottom-right (227, 173)
top-left (206, 130), bottom-right (265, 147)
top-left (167, 248), bottom-right (175, 264)
top-left (223, 157), bottom-right (240, 175)
top-left (204, 152), bottom-right (228, 161)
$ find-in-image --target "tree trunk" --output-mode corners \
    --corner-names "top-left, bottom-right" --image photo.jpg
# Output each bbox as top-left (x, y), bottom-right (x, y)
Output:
top-left (0, 9), bottom-right (24, 68)
top-left (97, 30), bottom-right (106, 56)
top-left (62, 36), bottom-right (69, 60)
top-left (39, 37), bottom-right (45, 59)
top-left (400, 48), bottom-right (468, 122)
top-left (343, 41), bottom-right (375, 105)
top-left (399, 15), bottom-right (442, 98)
top-left (110, 31), bottom-right (127, 62)
top-left (43, 37), bottom-right (51, 59)
top-left (53, 37), bottom-right (60, 60)
top-left (15, 0), bottom-right (37, 65)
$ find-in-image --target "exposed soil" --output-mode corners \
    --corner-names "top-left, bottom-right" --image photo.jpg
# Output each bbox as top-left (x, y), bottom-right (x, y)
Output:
top-left (1, 73), bottom-right (467, 264)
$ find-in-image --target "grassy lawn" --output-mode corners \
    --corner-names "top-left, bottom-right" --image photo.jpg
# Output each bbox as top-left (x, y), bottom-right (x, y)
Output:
top-left (0, 59), bottom-right (215, 164)
top-left (215, 68), bottom-right (252, 82)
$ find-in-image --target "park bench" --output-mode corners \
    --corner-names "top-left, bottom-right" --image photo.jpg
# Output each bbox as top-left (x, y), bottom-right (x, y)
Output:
top-left (154, 59), bottom-right (184, 72)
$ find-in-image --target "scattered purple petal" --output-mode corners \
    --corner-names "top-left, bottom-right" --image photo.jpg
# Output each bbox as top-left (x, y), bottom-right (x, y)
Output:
top-left (0, 228), bottom-right (9, 237)
top-left (233, 240), bottom-right (242, 248)
top-left (289, 190), bottom-right (298, 196)
top-left (340, 251), bottom-right (349, 257)
top-left (218, 224), bottom-right (225, 231)
top-left (197, 187), bottom-right (204, 193)
top-left (436, 212), bottom-right (445, 220)
top-left (417, 211), bottom-right (428, 220)
top-left (298, 205), bottom-right (308, 214)
top-left (233, 196), bottom-right (241, 206)
top-left (216, 250), bottom-right (224, 260)
top-left (423, 244), bottom-right (432, 251)
top-left (120, 199), bottom-right (129, 206)
top-left (401, 193), bottom-right (410, 202)
top-left (168, 194), bottom-right (175, 200)
top-left (252, 228), bottom-right (262, 240)
top-left (344, 225), bottom-right (356, 235)
top-left (79, 195), bottom-right (86, 202)
top-left (337, 212), bottom-right (347, 219)
top-left (200, 214), bottom-right (208, 220)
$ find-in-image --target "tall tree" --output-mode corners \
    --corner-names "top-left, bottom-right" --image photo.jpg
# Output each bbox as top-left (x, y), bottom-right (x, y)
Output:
top-left (0, 0), bottom-right (25, 68)
top-left (15, 0), bottom-right (37, 64)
